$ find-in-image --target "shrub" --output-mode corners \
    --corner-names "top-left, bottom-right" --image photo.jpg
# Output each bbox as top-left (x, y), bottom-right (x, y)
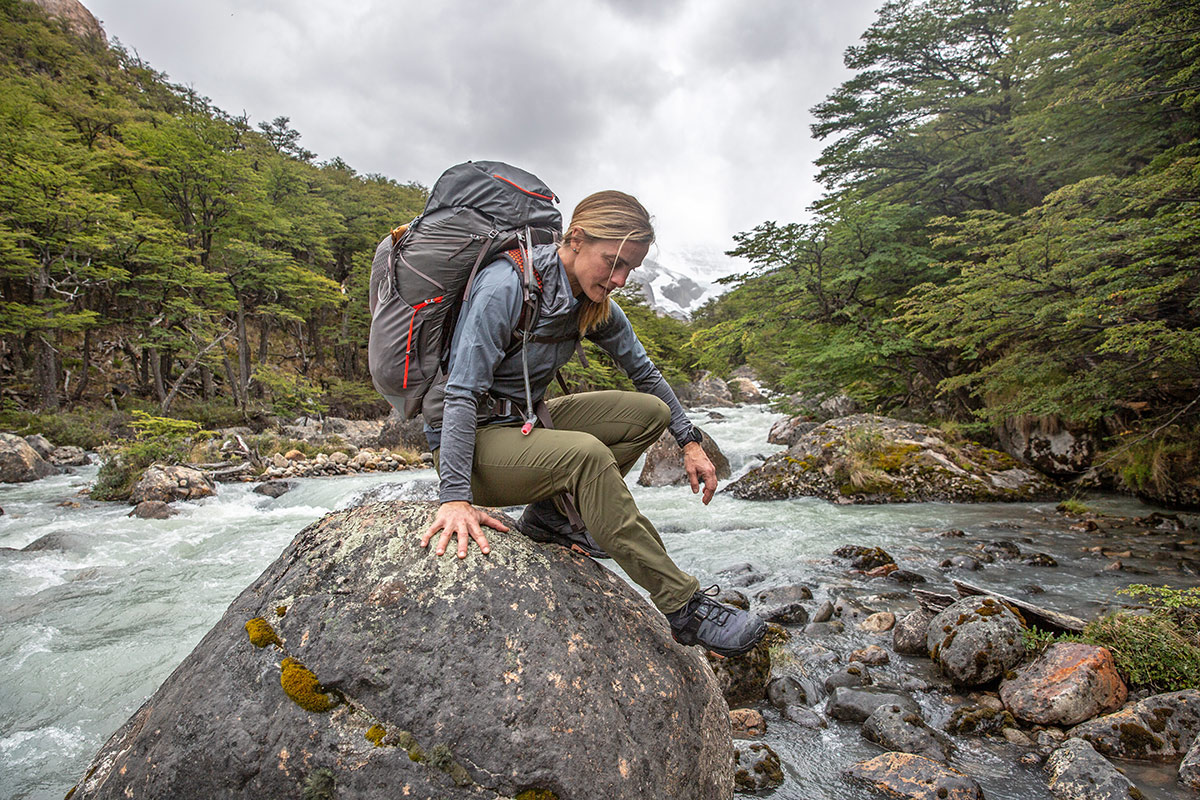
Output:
top-left (322, 378), bottom-right (389, 419)
top-left (0, 403), bottom-right (123, 450)
top-left (1081, 612), bottom-right (1200, 691)
top-left (91, 412), bottom-right (212, 501)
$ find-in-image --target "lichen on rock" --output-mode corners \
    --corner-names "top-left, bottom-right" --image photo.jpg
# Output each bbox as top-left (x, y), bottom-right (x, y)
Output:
top-left (280, 658), bottom-right (337, 713)
top-left (244, 617), bottom-right (281, 649)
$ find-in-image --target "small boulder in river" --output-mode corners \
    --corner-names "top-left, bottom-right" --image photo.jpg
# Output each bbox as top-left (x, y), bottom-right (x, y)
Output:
top-left (833, 544), bottom-right (896, 570)
top-left (894, 608), bottom-right (935, 656)
top-left (0, 433), bottom-right (60, 483)
top-left (707, 640), bottom-right (772, 708)
top-left (128, 500), bottom-right (178, 520)
top-left (733, 742), bottom-right (784, 792)
top-left (674, 371), bottom-right (735, 409)
top-left (862, 704), bottom-right (953, 762)
top-left (66, 501), bottom-right (732, 799)
top-left (727, 414), bottom-right (1059, 503)
top-left (767, 415), bottom-right (817, 447)
top-left (129, 465), bottom-right (215, 504)
top-left (253, 480), bottom-right (294, 498)
top-left (927, 596), bottom-right (1025, 686)
top-left (844, 753), bottom-right (984, 800)
top-left (1069, 689), bottom-right (1200, 761)
top-left (1045, 738), bottom-right (1143, 800)
top-left (636, 427), bottom-right (731, 487)
top-left (826, 685), bottom-right (918, 723)
top-left (999, 642), bottom-right (1127, 726)
top-left (50, 445), bottom-right (90, 466)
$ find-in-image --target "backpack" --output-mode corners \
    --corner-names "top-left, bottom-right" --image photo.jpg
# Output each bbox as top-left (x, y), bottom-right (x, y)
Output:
top-left (368, 161), bottom-right (563, 420)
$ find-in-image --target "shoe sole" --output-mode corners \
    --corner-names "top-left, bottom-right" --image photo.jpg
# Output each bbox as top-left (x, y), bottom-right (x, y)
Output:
top-left (678, 622), bottom-right (769, 659)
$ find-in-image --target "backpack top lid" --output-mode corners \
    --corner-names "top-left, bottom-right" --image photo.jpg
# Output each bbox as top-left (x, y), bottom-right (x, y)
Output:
top-left (423, 161), bottom-right (562, 233)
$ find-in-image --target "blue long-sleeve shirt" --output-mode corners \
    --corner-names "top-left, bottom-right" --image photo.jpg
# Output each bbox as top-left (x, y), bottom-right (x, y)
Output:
top-left (428, 243), bottom-right (698, 504)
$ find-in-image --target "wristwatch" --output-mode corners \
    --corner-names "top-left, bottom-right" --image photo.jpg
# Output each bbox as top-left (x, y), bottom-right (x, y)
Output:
top-left (681, 427), bottom-right (704, 446)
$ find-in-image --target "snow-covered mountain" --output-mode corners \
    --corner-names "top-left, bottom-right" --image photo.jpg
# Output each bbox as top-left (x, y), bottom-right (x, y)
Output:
top-left (630, 244), bottom-right (746, 319)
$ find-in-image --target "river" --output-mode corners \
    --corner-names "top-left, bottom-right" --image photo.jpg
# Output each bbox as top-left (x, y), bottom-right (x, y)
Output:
top-left (1, 405), bottom-right (1197, 800)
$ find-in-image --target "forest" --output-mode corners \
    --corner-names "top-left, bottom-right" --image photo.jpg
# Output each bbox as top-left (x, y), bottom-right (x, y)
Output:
top-left (1, 0), bottom-right (1196, 503)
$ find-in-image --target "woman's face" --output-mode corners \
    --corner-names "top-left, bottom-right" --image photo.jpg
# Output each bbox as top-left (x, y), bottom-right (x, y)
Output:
top-left (563, 236), bottom-right (650, 303)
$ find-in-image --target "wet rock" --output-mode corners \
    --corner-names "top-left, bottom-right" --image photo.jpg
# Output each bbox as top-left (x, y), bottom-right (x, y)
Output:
top-left (783, 705), bottom-right (827, 728)
top-left (128, 501), bottom-right (178, 520)
top-left (22, 532), bottom-right (93, 552)
top-left (940, 529), bottom-right (966, 538)
top-left (717, 588), bottom-right (751, 610)
top-left (844, 753), bottom-right (983, 800)
top-left (850, 645), bottom-right (891, 666)
top-left (890, 569), bottom-right (927, 584)
top-left (767, 415), bottom-right (817, 447)
top-left (675, 371), bottom-right (735, 409)
top-left (861, 612), bottom-right (896, 632)
top-left (946, 704), bottom-right (1017, 737)
top-left (755, 583), bottom-right (812, 605)
top-left (894, 608), bottom-right (935, 657)
top-left (729, 708), bottom-right (766, 739)
top-left (767, 676), bottom-right (808, 709)
top-left (981, 540), bottom-right (1022, 559)
top-left (49, 445), bottom-right (90, 466)
top-left (1181, 734), bottom-right (1200, 790)
top-left (834, 596), bottom-right (877, 623)
top-left (733, 742), bottom-right (784, 793)
top-left (927, 596), bottom-right (1025, 686)
top-left (254, 480), bottom-right (294, 499)
top-left (1045, 738), bottom-right (1143, 800)
top-left (834, 545), bottom-right (896, 570)
top-left (1023, 552), bottom-right (1059, 567)
top-left (1003, 727), bottom-right (1035, 746)
top-left (636, 427), bottom-right (731, 487)
top-left (1069, 690), bottom-right (1200, 761)
top-left (812, 599), bottom-right (834, 623)
top-left (66, 501), bottom-right (732, 800)
top-left (0, 433), bottom-right (60, 483)
top-left (804, 620), bottom-right (845, 636)
top-left (763, 603), bottom-right (809, 625)
top-left (862, 704), bottom-right (953, 761)
top-left (727, 414), bottom-right (1059, 503)
top-left (707, 640), bottom-right (771, 708)
top-left (943, 555), bottom-right (981, 570)
top-left (328, 451), bottom-right (349, 466)
top-left (129, 465), bottom-right (215, 504)
top-left (1000, 643), bottom-right (1127, 726)
top-left (824, 663), bottom-right (873, 693)
top-left (826, 686), bottom-right (918, 723)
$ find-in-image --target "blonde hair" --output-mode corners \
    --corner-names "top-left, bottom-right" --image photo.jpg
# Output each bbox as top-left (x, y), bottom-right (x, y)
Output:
top-left (566, 191), bottom-right (655, 334)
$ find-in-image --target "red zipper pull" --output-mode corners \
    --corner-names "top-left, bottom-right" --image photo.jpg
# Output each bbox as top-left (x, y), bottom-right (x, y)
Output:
top-left (521, 420), bottom-right (534, 435)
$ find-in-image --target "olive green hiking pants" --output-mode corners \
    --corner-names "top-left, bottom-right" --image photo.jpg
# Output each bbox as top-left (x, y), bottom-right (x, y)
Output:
top-left (438, 390), bottom-right (700, 614)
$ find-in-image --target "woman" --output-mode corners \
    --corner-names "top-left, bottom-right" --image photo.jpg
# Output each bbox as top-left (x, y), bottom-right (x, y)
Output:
top-left (419, 190), bottom-right (766, 657)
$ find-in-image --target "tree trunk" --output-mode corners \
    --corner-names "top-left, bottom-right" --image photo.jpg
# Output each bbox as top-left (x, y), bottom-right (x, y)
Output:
top-left (309, 310), bottom-right (323, 367)
top-left (257, 317), bottom-right (270, 365)
top-left (140, 346), bottom-right (151, 394)
top-left (236, 295), bottom-right (252, 402)
top-left (200, 365), bottom-right (215, 400)
top-left (70, 328), bottom-right (93, 403)
top-left (162, 328), bottom-right (234, 414)
top-left (32, 264), bottom-right (59, 411)
top-left (223, 353), bottom-right (243, 410)
top-left (149, 347), bottom-right (167, 404)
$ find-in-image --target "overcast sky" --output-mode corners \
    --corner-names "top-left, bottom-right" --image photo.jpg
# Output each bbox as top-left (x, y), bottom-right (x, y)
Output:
top-left (84, 0), bottom-right (882, 270)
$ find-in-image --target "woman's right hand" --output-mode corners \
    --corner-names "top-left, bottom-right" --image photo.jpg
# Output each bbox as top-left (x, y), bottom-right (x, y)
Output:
top-left (421, 501), bottom-right (508, 559)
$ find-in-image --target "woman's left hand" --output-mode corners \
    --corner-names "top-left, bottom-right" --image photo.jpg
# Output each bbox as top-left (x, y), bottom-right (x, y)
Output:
top-left (683, 441), bottom-right (718, 504)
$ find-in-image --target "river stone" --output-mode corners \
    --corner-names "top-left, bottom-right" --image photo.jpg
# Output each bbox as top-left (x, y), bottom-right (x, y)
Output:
top-left (1000, 643), bottom-right (1127, 726)
top-left (1045, 738), bottom-right (1143, 800)
top-left (844, 753), bottom-right (984, 800)
top-left (862, 704), bottom-right (953, 761)
top-left (22, 532), bottom-right (93, 552)
top-left (254, 480), bottom-right (294, 498)
top-left (66, 501), bottom-right (732, 800)
top-left (728, 377), bottom-right (765, 404)
top-left (812, 599), bottom-right (834, 623)
top-left (636, 426), bottom-right (731, 488)
top-left (1181, 734), bottom-right (1200, 790)
top-left (24, 433), bottom-right (55, 458)
top-left (850, 645), bottom-right (891, 665)
top-left (826, 686), bottom-right (918, 723)
top-left (946, 703), bottom-right (1017, 737)
top-left (717, 587), bottom-right (751, 609)
top-left (755, 583), bottom-right (813, 605)
top-left (707, 639), bottom-right (771, 707)
top-left (767, 415), bottom-right (817, 447)
top-left (763, 602), bottom-right (810, 625)
top-left (129, 465), bottom-right (215, 504)
top-left (894, 608), bottom-right (935, 656)
top-left (675, 371), bottom-right (735, 409)
top-left (927, 595), bottom-right (1025, 686)
top-left (733, 742), bottom-right (784, 792)
top-left (128, 500), bottom-right (178, 520)
top-left (0, 433), bottom-right (59, 483)
top-left (833, 545), bottom-right (895, 570)
top-left (784, 704), bottom-right (828, 728)
top-left (767, 675), bottom-right (808, 709)
top-left (861, 611), bottom-right (897, 632)
top-left (728, 414), bottom-right (1059, 503)
top-left (1069, 690), bottom-right (1200, 761)
top-left (729, 708), bottom-right (766, 738)
top-left (50, 445), bottom-right (90, 466)
top-left (824, 663), bottom-right (872, 692)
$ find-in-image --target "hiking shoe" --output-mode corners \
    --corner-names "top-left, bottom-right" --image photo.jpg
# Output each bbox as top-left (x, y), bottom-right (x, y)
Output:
top-left (666, 585), bottom-right (768, 657)
top-left (516, 499), bottom-right (610, 559)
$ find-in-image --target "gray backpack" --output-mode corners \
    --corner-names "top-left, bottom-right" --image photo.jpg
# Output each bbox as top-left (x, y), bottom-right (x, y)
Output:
top-left (368, 161), bottom-right (563, 420)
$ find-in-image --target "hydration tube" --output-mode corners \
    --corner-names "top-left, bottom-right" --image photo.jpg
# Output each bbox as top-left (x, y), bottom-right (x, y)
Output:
top-left (519, 226), bottom-right (537, 435)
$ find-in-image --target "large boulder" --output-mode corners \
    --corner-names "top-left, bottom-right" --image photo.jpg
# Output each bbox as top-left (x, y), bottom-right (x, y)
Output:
top-left (826, 685), bottom-right (919, 723)
top-left (927, 596), bottom-right (1025, 686)
top-left (727, 377), bottom-right (765, 404)
top-left (376, 407), bottom-right (429, 452)
top-left (0, 433), bottom-right (60, 483)
top-left (1069, 690), bottom-right (1200, 761)
top-left (67, 501), bottom-right (733, 800)
top-left (24, 433), bottom-right (54, 458)
top-left (844, 753), bottom-right (983, 800)
top-left (727, 414), bottom-right (1059, 503)
top-left (1045, 738), bottom-right (1143, 800)
top-left (862, 704), bottom-right (953, 761)
top-left (1181, 734), bottom-right (1200, 790)
top-left (997, 414), bottom-right (1097, 479)
top-left (1000, 643), bottom-right (1127, 726)
top-left (49, 445), bottom-right (90, 466)
top-left (675, 371), bottom-right (735, 409)
top-left (636, 427), bottom-right (731, 487)
top-left (128, 465), bottom-right (215, 504)
top-left (767, 415), bottom-right (817, 447)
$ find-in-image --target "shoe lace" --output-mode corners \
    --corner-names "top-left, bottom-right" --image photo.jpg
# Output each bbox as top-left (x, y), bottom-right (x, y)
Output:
top-left (691, 584), bottom-right (733, 627)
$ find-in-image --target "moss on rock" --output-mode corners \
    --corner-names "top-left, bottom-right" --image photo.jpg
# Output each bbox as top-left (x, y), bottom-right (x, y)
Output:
top-left (280, 658), bottom-right (337, 713)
